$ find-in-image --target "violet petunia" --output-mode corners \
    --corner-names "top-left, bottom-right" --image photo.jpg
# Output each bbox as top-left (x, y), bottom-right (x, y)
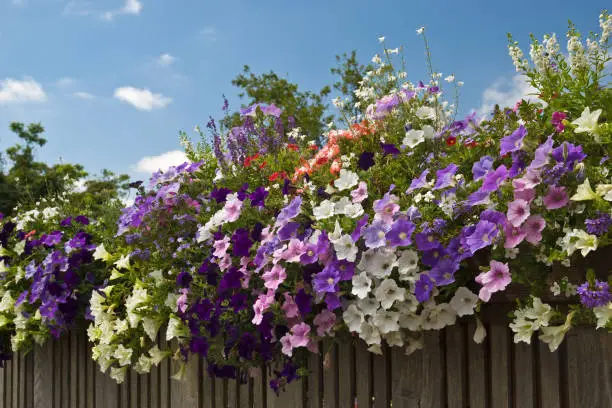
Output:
top-left (500, 125), bottom-right (527, 156)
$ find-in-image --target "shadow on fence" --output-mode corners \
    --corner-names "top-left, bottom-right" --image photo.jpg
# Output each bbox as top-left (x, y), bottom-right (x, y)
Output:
top-left (0, 321), bottom-right (610, 407)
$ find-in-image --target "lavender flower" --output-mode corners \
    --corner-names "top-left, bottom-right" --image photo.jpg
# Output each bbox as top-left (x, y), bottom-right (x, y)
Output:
top-left (577, 280), bottom-right (611, 308)
top-left (585, 212), bottom-right (611, 236)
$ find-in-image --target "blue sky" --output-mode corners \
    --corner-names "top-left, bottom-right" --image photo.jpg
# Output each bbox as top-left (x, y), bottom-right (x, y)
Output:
top-left (0, 0), bottom-right (608, 181)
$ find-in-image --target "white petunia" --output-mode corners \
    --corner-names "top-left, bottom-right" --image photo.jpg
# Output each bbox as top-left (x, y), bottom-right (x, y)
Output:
top-left (374, 279), bottom-right (405, 309)
top-left (372, 310), bottom-right (400, 334)
top-left (334, 234), bottom-right (358, 262)
top-left (334, 169), bottom-right (359, 191)
top-left (422, 124), bottom-right (435, 139)
top-left (539, 312), bottom-right (574, 352)
top-left (357, 297), bottom-right (380, 317)
top-left (110, 367), bottom-right (127, 384)
top-left (351, 272), bottom-right (372, 299)
top-left (570, 179), bottom-right (598, 201)
top-left (364, 249), bottom-right (397, 279)
top-left (313, 200), bottom-right (335, 220)
top-left (114, 254), bottom-right (131, 270)
top-left (93, 244), bottom-right (111, 262)
top-left (571, 107), bottom-right (602, 134)
top-left (113, 345), bottom-right (133, 366)
top-left (415, 106), bottom-right (436, 120)
top-left (396, 250), bottom-right (419, 281)
top-left (593, 302), bottom-right (612, 329)
top-left (343, 304), bottom-right (365, 332)
top-left (403, 129), bottom-right (425, 148)
top-left (471, 318), bottom-right (486, 344)
top-left (449, 287), bottom-right (479, 317)
top-left (359, 321), bottom-right (381, 345)
top-left (595, 184), bottom-right (612, 201)
top-left (142, 317), bottom-right (162, 341)
top-left (421, 303), bottom-right (456, 330)
top-left (149, 345), bottom-right (171, 366)
top-left (166, 315), bottom-right (188, 341)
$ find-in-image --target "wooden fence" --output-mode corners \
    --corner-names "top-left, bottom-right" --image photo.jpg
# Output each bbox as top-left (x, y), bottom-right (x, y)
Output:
top-left (0, 320), bottom-right (610, 408)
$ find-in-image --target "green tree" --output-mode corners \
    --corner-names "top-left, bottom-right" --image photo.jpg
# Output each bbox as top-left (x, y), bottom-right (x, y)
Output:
top-left (224, 65), bottom-right (333, 143)
top-left (330, 50), bottom-right (371, 118)
top-left (0, 122), bottom-right (86, 215)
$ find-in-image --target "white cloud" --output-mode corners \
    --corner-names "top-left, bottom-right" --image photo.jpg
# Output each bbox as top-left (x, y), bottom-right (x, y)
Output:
top-left (73, 91), bottom-right (94, 99)
top-left (113, 86), bottom-right (171, 111)
top-left (55, 77), bottom-right (77, 87)
top-left (0, 77), bottom-right (47, 104)
top-left (199, 26), bottom-right (217, 42)
top-left (479, 75), bottom-right (539, 115)
top-left (133, 150), bottom-right (187, 173)
top-left (157, 53), bottom-right (176, 67)
top-left (102, 0), bottom-right (143, 21)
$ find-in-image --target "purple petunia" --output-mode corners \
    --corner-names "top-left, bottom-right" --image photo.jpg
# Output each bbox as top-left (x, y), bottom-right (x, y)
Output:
top-left (480, 165), bottom-right (508, 192)
top-left (433, 164), bottom-right (458, 190)
top-left (464, 220), bottom-right (498, 253)
top-left (358, 152), bottom-right (375, 170)
top-left (313, 268), bottom-right (340, 294)
top-left (472, 155), bottom-right (494, 180)
top-left (500, 125), bottom-right (527, 156)
top-left (415, 274), bottom-right (435, 302)
top-left (386, 219), bottom-right (415, 247)
top-left (585, 212), bottom-right (611, 236)
top-left (363, 220), bottom-right (391, 249)
top-left (577, 280), bottom-right (611, 308)
top-left (249, 187), bottom-right (269, 208)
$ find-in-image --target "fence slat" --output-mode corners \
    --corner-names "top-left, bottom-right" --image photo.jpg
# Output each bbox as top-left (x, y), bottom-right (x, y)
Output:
top-left (170, 356), bottom-right (200, 408)
top-left (322, 340), bottom-right (338, 408)
top-left (466, 322), bottom-right (487, 408)
top-left (25, 352), bottom-right (33, 408)
top-left (34, 341), bottom-right (53, 408)
top-left (61, 337), bottom-right (70, 408)
top-left (307, 349), bottom-right (322, 408)
top-left (445, 326), bottom-right (465, 408)
top-left (337, 339), bottom-right (355, 408)
top-left (140, 370), bottom-right (151, 408)
top-left (489, 324), bottom-right (510, 408)
top-left (158, 337), bottom-right (170, 408)
top-left (0, 359), bottom-right (5, 408)
top-left (514, 342), bottom-right (535, 408)
top-left (150, 354), bottom-right (160, 408)
top-left (200, 360), bottom-right (214, 408)
top-left (18, 352), bottom-right (25, 408)
top-left (371, 348), bottom-right (388, 408)
top-left (270, 376), bottom-right (302, 408)
top-left (391, 331), bottom-right (443, 408)
top-left (354, 340), bottom-right (371, 408)
top-left (252, 366), bottom-right (264, 408)
top-left (566, 327), bottom-right (612, 407)
top-left (69, 333), bottom-right (78, 408)
top-left (537, 340), bottom-right (560, 407)
top-left (86, 337), bottom-right (95, 408)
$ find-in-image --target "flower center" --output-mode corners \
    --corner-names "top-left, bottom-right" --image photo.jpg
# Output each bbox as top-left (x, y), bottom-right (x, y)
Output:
top-left (427, 235), bottom-right (434, 242)
top-left (378, 231), bottom-right (385, 238)
top-left (399, 232), bottom-right (407, 240)
top-left (327, 278), bottom-right (335, 285)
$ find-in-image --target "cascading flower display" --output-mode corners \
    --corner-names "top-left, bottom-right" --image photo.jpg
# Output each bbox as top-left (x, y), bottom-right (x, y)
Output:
top-left (0, 12), bottom-right (609, 395)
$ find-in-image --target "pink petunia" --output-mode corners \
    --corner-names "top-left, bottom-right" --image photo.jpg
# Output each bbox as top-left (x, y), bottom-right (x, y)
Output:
top-left (475, 260), bottom-right (512, 302)
top-left (514, 188), bottom-right (536, 203)
top-left (523, 215), bottom-right (546, 244)
top-left (262, 264), bottom-right (287, 291)
top-left (313, 309), bottom-right (337, 337)
top-left (213, 236), bottom-right (230, 258)
top-left (280, 334), bottom-right (294, 357)
top-left (507, 199), bottom-right (530, 227)
top-left (543, 185), bottom-right (569, 210)
top-left (280, 239), bottom-right (307, 263)
top-left (223, 196), bottom-right (243, 222)
top-left (289, 323), bottom-right (311, 348)
top-left (503, 222), bottom-right (526, 248)
top-left (281, 293), bottom-right (300, 319)
top-left (351, 181), bottom-right (368, 203)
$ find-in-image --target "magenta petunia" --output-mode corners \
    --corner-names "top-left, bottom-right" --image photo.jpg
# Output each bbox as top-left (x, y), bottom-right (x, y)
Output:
top-left (503, 222), bottom-right (526, 248)
top-left (543, 185), bottom-right (569, 209)
top-left (523, 215), bottom-right (546, 244)
top-left (506, 199), bottom-right (530, 227)
top-left (475, 260), bottom-right (512, 302)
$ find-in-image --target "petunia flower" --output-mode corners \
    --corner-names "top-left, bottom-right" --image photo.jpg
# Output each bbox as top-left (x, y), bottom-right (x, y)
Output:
top-left (386, 219), bottom-right (415, 247)
top-left (334, 169), bottom-right (359, 191)
top-left (543, 185), bottom-right (569, 209)
top-left (507, 199), bottom-right (530, 227)
top-left (351, 181), bottom-right (368, 203)
top-left (571, 106), bottom-right (602, 134)
top-left (523, 215), bottom-right (546, 244)
top-left (475, 261), bottom-right (511, 302)
top-left (374, 279), bottom-right (405, 309)
top-left (500, 125), bottom-right (527, 156)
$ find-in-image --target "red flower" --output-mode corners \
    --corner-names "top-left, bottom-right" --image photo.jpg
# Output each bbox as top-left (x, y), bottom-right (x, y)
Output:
top-left (446, 136), bottom-right (457, 146)
top-left (258, 161), bottom-right (267, 169)
top-left (286, 143), bottom-right (299, 151)
top-left (244, 153), bottom-right (261, 167)
top-left (269, 171), bottom-right (287, 182)
top-left (24, 230), bottom-right (36, 239)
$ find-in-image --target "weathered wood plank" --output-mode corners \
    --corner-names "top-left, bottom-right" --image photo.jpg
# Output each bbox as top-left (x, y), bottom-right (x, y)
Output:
top-left (270, 376), bottom-right (302, 408)
top-left (489, 324), bottom-right (510, 408)
top-left (514, 341), bottom-right (535, 408)
top-left (238, 370), bottom-right (250, 408)
top-left (53, 339), bottom-right (61, 408)
top-left (200, 359), bottom-right (214, 408)
top-left (337, 339), bottom-right (355, 408)
top-left (306, 349), bottom-right (322, 408)
top-left (252, 366), bottom-right (264, 408)
top-left (61, 337), bottom-right (70, 408)
top-left (25, 352), bottom-right (34, 408)
top-left (322, 340), bottom-right (338, 408)
top-left (566, 327), bottom-right (612, 407)
top-left (537, 340), bottom-right (560, 408)
top-left (86, 337), bottom-right (95, 408)
top-left (445, 326), bottom-right (465, 408)
top-left (69, 333), bottom-right (78, 408)
top-left (158, 337), bottom-right (170, 408)
top-left (0, 358), bottom-right (5, 408)
top-left (170, 355), bottom-right (200, 408)
top-left (371, 348), bottom-right (388, 408)
top-left (150, 355), bottom-right (160, 408)
top-left (466, 322), bottom-right (487, 408)
top-left (33, 341), bottom-right (53, 408)
top-left (6, 358), bottom-right (12, 408)
top-left (391, 331), bottom-right (443, 408)
top-left (354, 340), bottom-right (371, 408)
top-left (140, 370), bottom-right (150, 408)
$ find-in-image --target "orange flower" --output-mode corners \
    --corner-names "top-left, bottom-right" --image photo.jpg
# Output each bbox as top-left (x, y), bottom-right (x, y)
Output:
top-left (330, 159), bottom-right (342, 174)
top-left (25, 230), bottom-right (36, 239)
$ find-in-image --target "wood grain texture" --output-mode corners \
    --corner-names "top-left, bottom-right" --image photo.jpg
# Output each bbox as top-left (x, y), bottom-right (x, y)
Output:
top-left (444, 326), bottom-right (466, 408)
top-left (33, 341), bottom-right (53, 408)
top-left (566, 327), bottom-right (612, 408)
top-left (489, 324), bottom-right (510, 408)
top-left (170, 356), bottom-right (200, 408)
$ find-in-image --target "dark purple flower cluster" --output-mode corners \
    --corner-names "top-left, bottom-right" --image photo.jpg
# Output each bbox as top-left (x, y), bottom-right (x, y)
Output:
top-left (577, 280), bottom-right (612, 308)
